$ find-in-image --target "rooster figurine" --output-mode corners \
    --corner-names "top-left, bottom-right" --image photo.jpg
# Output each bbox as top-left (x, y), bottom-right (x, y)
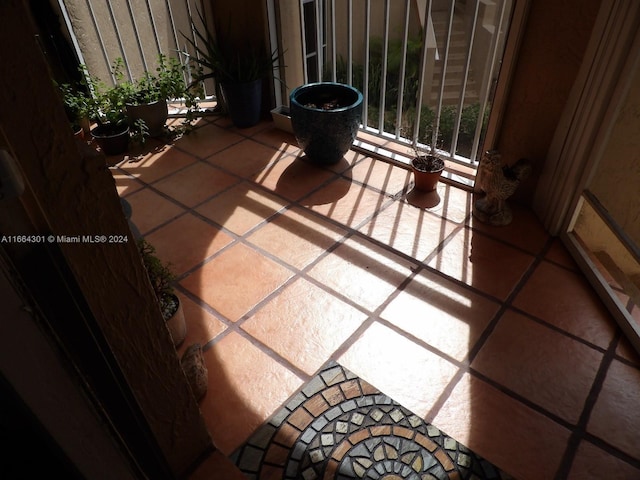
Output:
top-left (473, 150), bottom-right (532, 226)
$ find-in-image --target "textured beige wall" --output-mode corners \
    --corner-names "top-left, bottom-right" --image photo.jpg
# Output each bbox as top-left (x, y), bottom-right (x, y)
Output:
top-left (61, 0), bottom-right (196, 84)
top-left (495, 0), bottom-right (602, 204)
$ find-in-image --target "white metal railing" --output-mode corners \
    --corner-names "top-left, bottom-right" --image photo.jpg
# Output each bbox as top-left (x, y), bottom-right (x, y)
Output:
top-left (60, 0), bottom-right (513, 168)
top-left (298, 0), bottom-right (513, 169)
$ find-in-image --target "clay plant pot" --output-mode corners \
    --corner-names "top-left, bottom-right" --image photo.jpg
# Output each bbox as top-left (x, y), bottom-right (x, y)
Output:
top-left (290, 82), bottom-right (363, 164)
top-left (411, 155), bottom-right (445, 192)
top-left (126, 99), bottom-right (169, 137)
top-left (91, 124), bottom-right (130, 155)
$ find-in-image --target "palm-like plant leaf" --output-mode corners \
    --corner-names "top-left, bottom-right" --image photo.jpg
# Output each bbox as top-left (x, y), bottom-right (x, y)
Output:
top-left (181, 6), bottom-right (283, 85)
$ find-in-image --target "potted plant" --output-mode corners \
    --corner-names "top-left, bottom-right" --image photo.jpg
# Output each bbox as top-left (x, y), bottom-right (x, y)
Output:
top-left (79, 64), bottom-right (131, 156)
top-left (182, 9), bottom-right (282, 128)
top-left (289, 82), bottom-right (363, 164)
top-left (410, 143), bottom-right (445, 192)
top-left (122, 54), bottom-right (195, 137)
top-left (57, 81), bottom-right (92, 137)
top-left (137, 239), bottom-right (186, 347)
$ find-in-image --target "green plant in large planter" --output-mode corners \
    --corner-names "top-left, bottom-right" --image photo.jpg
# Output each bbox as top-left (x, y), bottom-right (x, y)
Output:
top-left (182, 9), bottom-right (282, 128)
top-left (82, 57), bottom-right (199, 154)
top-left (121, 54), bottom-right (199, 137)
top-left (137, 239), bottom-right (186, 347)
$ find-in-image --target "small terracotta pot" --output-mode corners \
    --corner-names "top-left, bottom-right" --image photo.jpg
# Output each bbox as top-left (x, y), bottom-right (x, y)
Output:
top-left (411, 155), bottom-right (444, 192)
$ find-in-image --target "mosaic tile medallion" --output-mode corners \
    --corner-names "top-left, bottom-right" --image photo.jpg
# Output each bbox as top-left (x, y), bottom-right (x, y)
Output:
top-left (232, 362), bottom-right (512, 480)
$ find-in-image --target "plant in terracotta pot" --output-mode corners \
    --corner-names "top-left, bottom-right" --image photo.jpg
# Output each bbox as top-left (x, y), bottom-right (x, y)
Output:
top-left (410, 143), bottom-right (445, 192)
top-left (137, 239), bottom-right (186, 347)
top-left (182, 8), bottom-right (282, 128)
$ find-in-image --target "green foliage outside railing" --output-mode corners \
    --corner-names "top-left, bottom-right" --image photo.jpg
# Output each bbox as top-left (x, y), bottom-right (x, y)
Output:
top-left (328, 34), bottom-right (490, 159)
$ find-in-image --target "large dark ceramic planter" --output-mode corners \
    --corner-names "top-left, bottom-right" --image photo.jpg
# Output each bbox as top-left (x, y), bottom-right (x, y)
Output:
top-left (222, 79), bottom-right (262, 128)
top-left (290, 82), bottom-right (363, 164)
top-left (126, 99), bottom-right (168, 137)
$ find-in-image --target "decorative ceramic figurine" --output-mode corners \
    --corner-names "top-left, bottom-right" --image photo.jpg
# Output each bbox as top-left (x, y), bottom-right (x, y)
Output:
top-left (473, 150), bottom-right (532, 226)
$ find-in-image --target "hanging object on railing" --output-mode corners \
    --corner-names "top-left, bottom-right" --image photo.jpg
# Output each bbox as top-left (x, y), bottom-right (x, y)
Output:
top-left (473, 150), bottom-right (532, 226)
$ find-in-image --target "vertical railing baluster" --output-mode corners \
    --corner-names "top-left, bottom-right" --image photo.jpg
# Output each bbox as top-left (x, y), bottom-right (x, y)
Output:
top-left (126, 0), bottom-right (148, 73)
top-left (57, 0), bottom-right (88, 66)
top-left (450, 0), bottom-right (480, 159)
top-left (378, 0), bottom-right (391, 133)
top-left (330, 0), bottom-right (336, 82)
top-left (84, 0), bottom-right (113, 84)
top-left (164, 0), bottom-right (179, 55)
top-left (299, 0), bottom-right (309, 82)
top-left (395, 0), bottom-right (411, 139)
top-left (433, 1), bottom-right (456, 153)
top-left (413, 0), bottom-right (433, 145)
top-left (362, 0), bottom-right (370, 127)
top-left (145, 0), bottom-right (163, 58)
top-left (315, 0), bottom-right (323, 81)
top-left (347, 0), bottom-right (353, 85)
top-left (105, 0), bottom-right (133, 81)
top-left (470, 0), bottom-right (509, 163)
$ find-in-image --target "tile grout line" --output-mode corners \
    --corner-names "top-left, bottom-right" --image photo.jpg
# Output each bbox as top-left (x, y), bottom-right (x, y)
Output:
top-left (553, 331), bottom-right (625, 478)
top-left (423, 237), bottom-right (554, 425)
top-left (114, 134), bottom-right (639, 478)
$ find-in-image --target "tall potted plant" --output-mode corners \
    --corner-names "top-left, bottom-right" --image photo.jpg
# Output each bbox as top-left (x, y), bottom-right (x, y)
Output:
top-left (90, 87), bottom-right (130, 155)
top-left (182, 9), bottom-right (282, 128)
top-left (122, 54), bottom-right (196, 137)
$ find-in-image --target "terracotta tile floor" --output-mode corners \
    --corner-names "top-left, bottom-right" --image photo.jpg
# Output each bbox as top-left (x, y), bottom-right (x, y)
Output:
top-left (111, 117), bottom-right (640, 479)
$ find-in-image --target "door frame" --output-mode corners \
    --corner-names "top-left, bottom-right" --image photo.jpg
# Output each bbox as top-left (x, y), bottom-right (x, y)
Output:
top-left (533, 0), bottom-right (640, 354)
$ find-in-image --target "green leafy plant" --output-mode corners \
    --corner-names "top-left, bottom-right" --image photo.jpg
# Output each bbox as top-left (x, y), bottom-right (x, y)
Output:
top-left (79, 61), bottom-right (129, 131)
top-left (80, 55), bottom-right (200, 139)
top-left (130, 118), bottom-right (150, 145)
top-left (125, 54), bottom-right (191, 104)
top-left (137, 239), bottom-right (178, 321)
top-left (56, 81), bottom-right (92, 127)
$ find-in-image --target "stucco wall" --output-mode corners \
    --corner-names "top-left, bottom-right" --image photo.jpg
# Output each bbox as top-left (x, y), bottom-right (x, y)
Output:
top-left (495, 0), bottom-right (602, 204)
top-left (60, 0), bottom-right (196, 84)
